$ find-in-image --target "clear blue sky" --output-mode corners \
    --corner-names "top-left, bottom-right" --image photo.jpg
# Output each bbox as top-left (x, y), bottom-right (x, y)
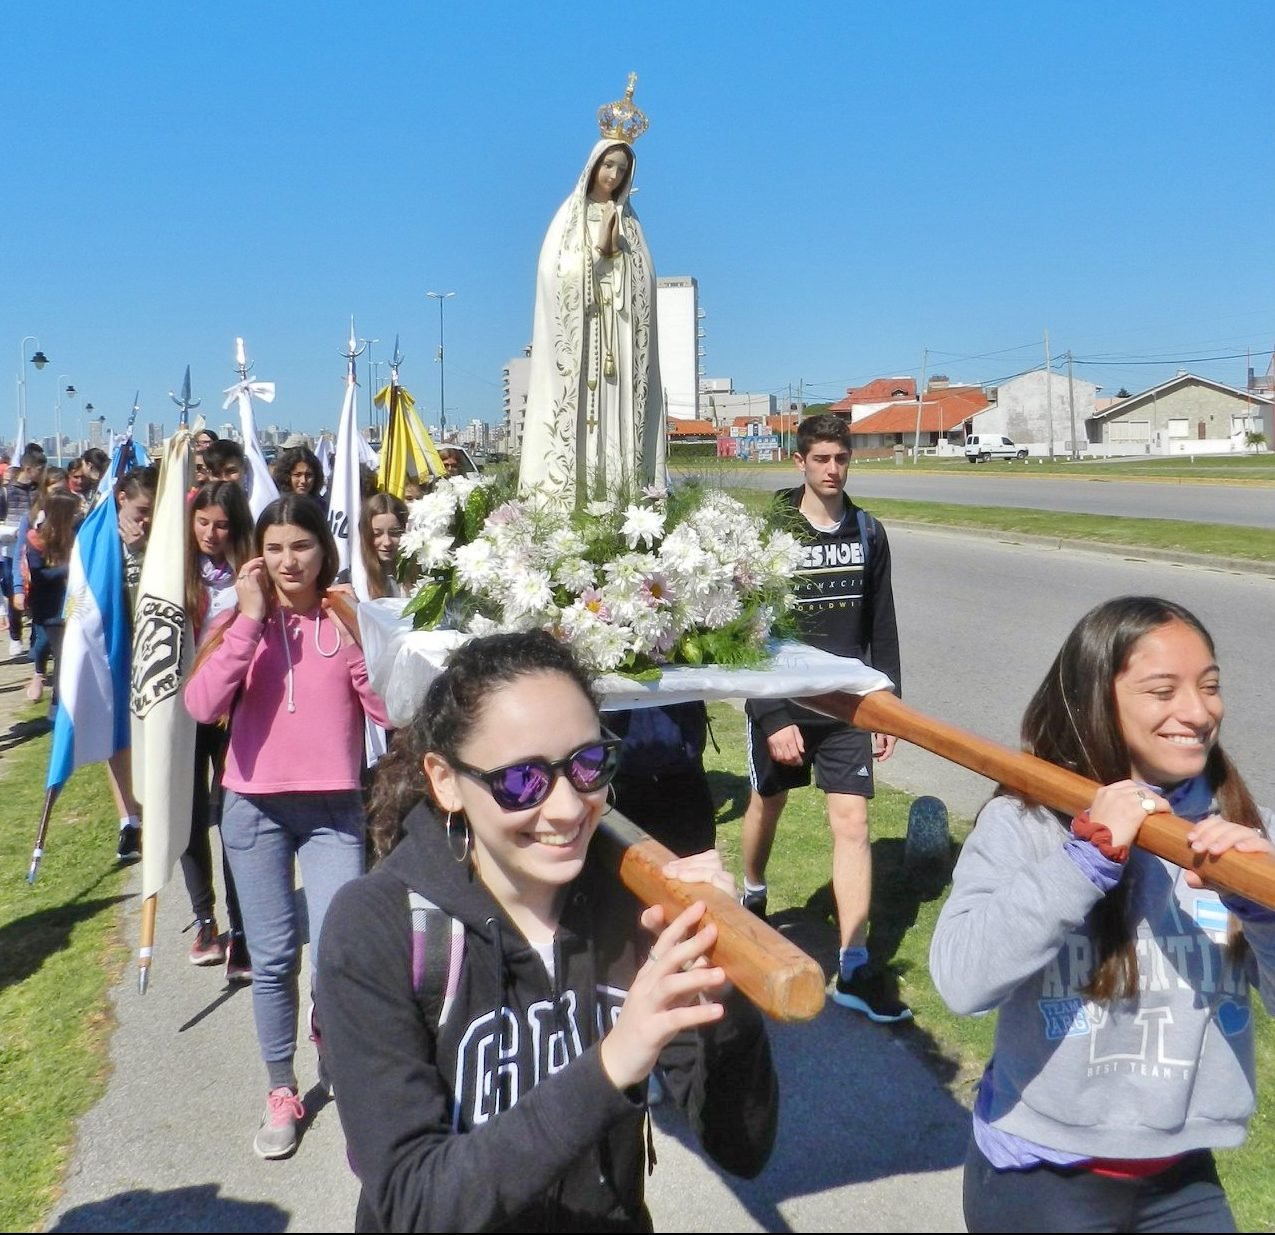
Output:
top-left (3, 1), bottom-right (1272, 445)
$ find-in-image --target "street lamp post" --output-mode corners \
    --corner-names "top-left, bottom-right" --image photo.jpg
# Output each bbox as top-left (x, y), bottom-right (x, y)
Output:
top-left (360, 337), bottom-right (380, 432)
top-left (17, 335), bottom-right (47, 455)
top-left (426, 291), bottom-right (455, 441)
top-left (82, 403), bottom-right (94, 454)
top-left (56, 376), bottom-right (76, 466)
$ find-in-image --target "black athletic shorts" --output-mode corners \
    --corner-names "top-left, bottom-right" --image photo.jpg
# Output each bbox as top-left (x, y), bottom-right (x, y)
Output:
top-left (746, 715), bottom-right (875, 799)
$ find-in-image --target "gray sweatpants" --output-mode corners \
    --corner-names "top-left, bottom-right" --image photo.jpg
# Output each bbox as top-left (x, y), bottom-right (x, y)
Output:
top-left (221, 789), bottom-right (364, 1089)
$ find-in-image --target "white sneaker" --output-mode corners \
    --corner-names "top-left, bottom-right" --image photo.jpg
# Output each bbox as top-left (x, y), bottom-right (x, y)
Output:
top-left (8, 638), bottom-right (24, 659)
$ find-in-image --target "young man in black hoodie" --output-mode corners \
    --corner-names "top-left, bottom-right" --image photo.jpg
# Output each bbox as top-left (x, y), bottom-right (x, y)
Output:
top-left (742, 414), bottom-right (907, 1023)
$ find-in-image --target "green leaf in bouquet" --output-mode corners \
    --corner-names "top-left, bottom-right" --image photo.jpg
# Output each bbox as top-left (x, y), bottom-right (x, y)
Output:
top-left (459, 484), bottom-right (496, 542)
top-left (677, 633), bottom-right (704, 665)
top-left (404, 579), bottom-right (450, 629)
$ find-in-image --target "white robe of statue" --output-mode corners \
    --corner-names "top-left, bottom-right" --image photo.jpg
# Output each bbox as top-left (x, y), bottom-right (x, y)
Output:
top-left (518, 139), bottom-right (665, 505)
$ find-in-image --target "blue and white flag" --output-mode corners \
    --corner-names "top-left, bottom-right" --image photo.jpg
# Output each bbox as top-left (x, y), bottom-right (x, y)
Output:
top-left (46, 496), bottom-right (131, 790)
top-left (92, 437), bottom-right (150, 508)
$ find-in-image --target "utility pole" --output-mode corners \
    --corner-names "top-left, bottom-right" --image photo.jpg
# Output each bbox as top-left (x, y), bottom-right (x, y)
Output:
top-left (912, 348), bottom-right (928, 463)
top-left (1043, 329), bottom-right (1054, 460)
top-left (1066, 349), bottom-right (1079, 461)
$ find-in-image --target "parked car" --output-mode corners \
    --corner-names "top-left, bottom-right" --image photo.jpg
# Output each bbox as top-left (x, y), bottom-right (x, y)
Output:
top-left (964, 434), bottom-right (1028, 462)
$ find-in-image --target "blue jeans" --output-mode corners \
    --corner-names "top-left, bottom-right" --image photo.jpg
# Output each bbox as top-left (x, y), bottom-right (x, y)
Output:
top-left (221, 789), bottom-right (365, 1081)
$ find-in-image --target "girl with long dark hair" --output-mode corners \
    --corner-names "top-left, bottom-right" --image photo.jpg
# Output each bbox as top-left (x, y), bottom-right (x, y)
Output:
top-left (318, 630), bottom-right (777, 1232)
top-left (184, 493), bottom-right (389, 1160)
top-left (931, 596), bottom-right (1275, 1232)
top-left (179, 481), bottom-right (256, 976)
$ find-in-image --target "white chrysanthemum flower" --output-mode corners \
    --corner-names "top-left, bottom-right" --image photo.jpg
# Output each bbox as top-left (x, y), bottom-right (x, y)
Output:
top-left (411, 534), bottom-right (456, 572)
top-left (546, 526), bottom-right (587, 560)
top-left (554, 557), bottom-right (596, 592)
top-left (585, 499), bottom-right (614, 518)
top-left (604, 553), bottom-right (653, 585)
top-left (577, 621), bottom-right (632, 673)
top-left (453, 539), bottom-right (499, 589)
top-left (621, 504), bottom-right (665, 550)
top-left (504, 570), bottom-right (555, 620)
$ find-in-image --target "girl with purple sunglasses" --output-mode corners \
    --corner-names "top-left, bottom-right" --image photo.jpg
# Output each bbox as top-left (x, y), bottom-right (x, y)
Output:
top-left (317, 630), bottom-right (778, 1232)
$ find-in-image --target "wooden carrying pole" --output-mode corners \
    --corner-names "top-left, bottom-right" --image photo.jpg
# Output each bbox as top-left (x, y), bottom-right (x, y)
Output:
top-left (138, 895), bottom-right (158, 994)
top-left (802, 689), bottom-right (1275, 910)
top-left (595, 812), bottom-right (826, 1023)
top-left (326, 590), bottom-right (826, 1022)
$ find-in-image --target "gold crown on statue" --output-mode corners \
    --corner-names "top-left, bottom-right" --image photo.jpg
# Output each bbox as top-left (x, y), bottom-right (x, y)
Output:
top-left (597, 73), bottom-right (649, 144)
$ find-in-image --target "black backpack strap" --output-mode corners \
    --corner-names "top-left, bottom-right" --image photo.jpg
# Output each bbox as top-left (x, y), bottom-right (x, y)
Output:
top-left (408, 890), bottom-right (465, 1032)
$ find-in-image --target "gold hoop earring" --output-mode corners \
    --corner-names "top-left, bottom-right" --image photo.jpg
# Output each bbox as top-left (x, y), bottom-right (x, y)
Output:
top-left (604, 782), bottom-right (617, 816)
top-left (445, 811), bottom-right (472, 864)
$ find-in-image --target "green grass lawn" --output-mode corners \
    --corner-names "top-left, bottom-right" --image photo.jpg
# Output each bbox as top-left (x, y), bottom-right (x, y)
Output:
top-left (0, 706), bottom-right (128, 1232)
top-left (723, 485), bottom-right (1275, 564)
top-left (701, 701), bottom-right (1275, 1231)
top-left (675, 453), bottom-right (1275, 483)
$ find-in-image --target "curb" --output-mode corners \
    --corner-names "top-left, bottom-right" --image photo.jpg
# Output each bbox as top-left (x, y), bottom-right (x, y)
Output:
top-left (887, 521), bottom-right (1275, 578)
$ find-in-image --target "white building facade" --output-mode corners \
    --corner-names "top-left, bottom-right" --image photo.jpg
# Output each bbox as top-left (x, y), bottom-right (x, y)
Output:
top-left (656, 276), bottom-right (699, 421)
top-left (973, 368), bottom-right (1100, 454)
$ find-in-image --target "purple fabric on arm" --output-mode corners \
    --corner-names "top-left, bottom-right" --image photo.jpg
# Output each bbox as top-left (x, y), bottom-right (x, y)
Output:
top-left (1064, 837), bottom-right (1124, 893)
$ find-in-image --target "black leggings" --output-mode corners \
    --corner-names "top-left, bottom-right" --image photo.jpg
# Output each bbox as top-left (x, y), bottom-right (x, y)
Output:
top-left (963, 1137), bottom-right (1235, 1233)
top-left (179, 723), bottom-right (243, 931)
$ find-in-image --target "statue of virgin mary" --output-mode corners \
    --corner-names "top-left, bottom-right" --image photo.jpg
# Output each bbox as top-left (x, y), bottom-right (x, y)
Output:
top-left (518, 76), bottom-right (665, 506)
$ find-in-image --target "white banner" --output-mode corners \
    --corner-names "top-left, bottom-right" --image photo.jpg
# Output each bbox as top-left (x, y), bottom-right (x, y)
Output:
top-left (132, 429), bottom-right (197, 901)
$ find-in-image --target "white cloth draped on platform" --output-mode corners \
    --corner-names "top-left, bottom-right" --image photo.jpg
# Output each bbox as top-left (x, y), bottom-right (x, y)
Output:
top-left (518, 139), bottom-right (664, 506)
top-left (356, 599), bottom-right (893, 729)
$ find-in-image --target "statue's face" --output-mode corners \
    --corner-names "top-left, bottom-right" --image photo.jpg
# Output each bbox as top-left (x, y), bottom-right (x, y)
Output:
top-left (590, 148), bottom-right (631, 200)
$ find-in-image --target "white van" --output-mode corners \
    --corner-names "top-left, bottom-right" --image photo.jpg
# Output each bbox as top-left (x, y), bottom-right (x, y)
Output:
top-left (964, 434), bottom-right (1028, 462)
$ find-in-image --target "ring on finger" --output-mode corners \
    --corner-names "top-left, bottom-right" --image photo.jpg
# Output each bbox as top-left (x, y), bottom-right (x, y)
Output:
top-left (647, 949), bottom-right (661, 964)
top-left (1138, 794), bottom-right (1156, 813)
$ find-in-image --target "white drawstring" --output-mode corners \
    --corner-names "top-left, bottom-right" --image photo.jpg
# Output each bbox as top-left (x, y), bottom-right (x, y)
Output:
top-left (278, 609), bottom-right (342, 713)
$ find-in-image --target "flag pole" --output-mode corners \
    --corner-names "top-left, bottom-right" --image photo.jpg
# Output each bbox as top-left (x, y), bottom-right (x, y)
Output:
top-left (384, 335), bottom-right (403, 491)
top-left (25, 786), bottom-right (62, 884)
top-left (138, 894), bottom-right (158, 993)
top-left (169, 366), bottom-right (201, 429)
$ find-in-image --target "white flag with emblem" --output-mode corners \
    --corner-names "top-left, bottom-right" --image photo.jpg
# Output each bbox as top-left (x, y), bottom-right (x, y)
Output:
top-left (132, 429), bottom-right (197, 901)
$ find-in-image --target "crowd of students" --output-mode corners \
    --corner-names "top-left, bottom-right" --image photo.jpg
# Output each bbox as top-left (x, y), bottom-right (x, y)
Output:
top-left (15, 412), bottom-right (1275, 1233)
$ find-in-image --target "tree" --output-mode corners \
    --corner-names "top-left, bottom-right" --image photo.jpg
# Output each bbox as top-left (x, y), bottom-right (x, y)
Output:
top-left (1116, 387), bottom-right (1131, 399)
top-left (1244, 431), bottom-right (1267, 454)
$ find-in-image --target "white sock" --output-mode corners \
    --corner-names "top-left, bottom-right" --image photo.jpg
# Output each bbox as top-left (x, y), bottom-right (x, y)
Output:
top-left (119, 815), bottom-right (139, 833)
top-left (743, 880), bottom-right (767, 896)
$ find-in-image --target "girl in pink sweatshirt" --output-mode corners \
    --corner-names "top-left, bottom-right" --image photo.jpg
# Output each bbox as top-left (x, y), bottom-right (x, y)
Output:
top-left (184, 492), bottom-right (389, 1161)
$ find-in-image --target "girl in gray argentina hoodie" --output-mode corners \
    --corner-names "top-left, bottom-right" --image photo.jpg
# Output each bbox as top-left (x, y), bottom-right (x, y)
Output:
top-left (931, 596), bottom-right (1275, 1233)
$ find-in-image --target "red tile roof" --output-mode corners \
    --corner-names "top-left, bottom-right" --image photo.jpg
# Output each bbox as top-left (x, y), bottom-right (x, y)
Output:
top-left (830, 377), bottom-right (918, 412)
top-left (849, 387), bottom-right (987, 435)
top-left (669, 419), bottom-right (717, 436)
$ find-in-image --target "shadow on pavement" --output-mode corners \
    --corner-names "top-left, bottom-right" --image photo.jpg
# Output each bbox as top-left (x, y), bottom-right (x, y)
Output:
top-left (654, 832), bottom-right (969, 1231)
top-left (50, 1184), bottom-right (289, 1232)
top-left (0, 896), bottom-right (130, 993)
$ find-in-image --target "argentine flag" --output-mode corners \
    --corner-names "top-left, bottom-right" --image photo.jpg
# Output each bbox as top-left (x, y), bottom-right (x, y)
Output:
top-left (46, 495), bottom-right (131, 790)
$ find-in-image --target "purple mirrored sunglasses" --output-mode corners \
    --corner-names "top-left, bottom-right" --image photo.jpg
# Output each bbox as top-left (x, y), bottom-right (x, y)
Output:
top-left (451, 735), bottom-right (623, 812)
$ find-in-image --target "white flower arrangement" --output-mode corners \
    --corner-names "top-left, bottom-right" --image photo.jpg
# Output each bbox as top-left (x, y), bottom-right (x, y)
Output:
top-left (400, 477), bottom-right (803, 676)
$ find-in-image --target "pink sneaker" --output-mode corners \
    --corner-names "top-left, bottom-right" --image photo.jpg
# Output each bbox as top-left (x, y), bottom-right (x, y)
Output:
top-left (253, 1087), bottom-right (304, 1159)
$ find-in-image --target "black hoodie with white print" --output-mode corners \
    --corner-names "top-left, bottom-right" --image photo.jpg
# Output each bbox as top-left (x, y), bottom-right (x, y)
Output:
top-left (318, 802), bottom-right (778, 1233)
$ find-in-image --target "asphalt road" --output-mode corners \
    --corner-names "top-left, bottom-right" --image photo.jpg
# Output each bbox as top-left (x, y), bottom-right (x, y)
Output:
top-left (708, 466), bottom-right (1275, 529)
top-left (882, 525), bottom-right (1275, 820)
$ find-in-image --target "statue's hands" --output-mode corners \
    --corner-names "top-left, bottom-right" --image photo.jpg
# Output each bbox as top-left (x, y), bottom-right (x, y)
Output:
top-left (597, 200), bottom-right (621, 257)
